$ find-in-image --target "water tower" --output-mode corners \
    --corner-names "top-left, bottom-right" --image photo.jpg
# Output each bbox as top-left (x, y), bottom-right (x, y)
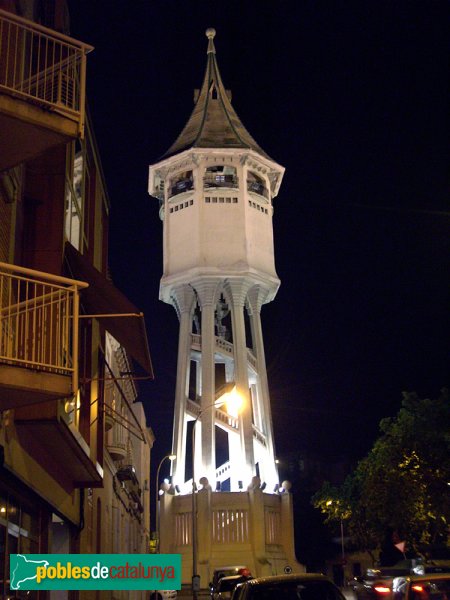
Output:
top-left (148, 28), bottom-right (302, 587)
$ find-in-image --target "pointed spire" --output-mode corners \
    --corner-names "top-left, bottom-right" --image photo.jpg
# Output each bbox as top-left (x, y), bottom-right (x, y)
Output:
top-left (161, 29), bottom-right (272, 160)
top-left (206, 27), bottom-right (216, 54)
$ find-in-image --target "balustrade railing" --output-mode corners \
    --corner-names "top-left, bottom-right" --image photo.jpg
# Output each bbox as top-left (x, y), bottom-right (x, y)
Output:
top-left (252, 424), bottom-right (267, 447)
top-left (0, 261), bottom-right (86, 390)
top-left (247, 348), bottom-right (257, 370)
top-left (191, 334), bottom-right (257, 373)
top-left (215, 336), bottom-right (233, 355)
top-left (0, 8), bottom-right (92, 133)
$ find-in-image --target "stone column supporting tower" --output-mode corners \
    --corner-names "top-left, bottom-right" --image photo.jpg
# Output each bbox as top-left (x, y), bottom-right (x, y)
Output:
top-left (149, 28), bottom-right (303, 583)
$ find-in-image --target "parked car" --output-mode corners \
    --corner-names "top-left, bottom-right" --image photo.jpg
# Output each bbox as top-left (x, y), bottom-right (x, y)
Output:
top-left (215, 575), bottom-right (253, 599)
top-left (230, 573), bottom-right (345, 600)
top-left (210, 566), bottom-right (251, 598)
top-left (393, 573), bottom-right (450, 600)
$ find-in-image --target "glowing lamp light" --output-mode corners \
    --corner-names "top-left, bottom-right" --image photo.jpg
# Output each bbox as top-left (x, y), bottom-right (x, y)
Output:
top-left (0, 506), bottom-right (5, 513)
top-left (224, 386), bottom-right (243, 417)
top-left (374, 586), bottom-right (391, 594)
top-left (412, 586), bottom-right (424, 593)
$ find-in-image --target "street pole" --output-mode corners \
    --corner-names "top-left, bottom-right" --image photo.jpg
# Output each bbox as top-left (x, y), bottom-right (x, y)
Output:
top-left (340, 517), bottom-right (346, 585)
top-left (155, 453), bottom-right (176, 554)
top-left (192, 416), bottom-right (200, 600)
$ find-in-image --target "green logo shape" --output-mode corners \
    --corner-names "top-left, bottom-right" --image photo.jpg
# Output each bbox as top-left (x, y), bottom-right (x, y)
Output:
top-left (10, 554), bottom-right (181, 590)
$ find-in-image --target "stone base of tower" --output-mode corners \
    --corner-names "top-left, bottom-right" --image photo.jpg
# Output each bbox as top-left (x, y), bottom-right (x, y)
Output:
top-left (159, 486), bottom-right (305, 589)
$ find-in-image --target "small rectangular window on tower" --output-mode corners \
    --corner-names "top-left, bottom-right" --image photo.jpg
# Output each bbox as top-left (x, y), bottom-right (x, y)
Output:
top-left (205, 197), bottom-right (211, 203)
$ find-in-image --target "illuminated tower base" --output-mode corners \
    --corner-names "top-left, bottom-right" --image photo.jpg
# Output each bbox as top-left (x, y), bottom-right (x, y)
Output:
top-left (149, 29), bottom-right (304, 584)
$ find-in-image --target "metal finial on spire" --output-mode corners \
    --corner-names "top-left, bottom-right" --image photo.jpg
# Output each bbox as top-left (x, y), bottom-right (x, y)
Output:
top-left (206, 27), bottom-right (216, 54)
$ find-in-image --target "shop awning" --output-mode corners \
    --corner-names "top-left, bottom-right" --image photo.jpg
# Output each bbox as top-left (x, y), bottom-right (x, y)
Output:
top-left (64, 243), bottom-right (154, 377)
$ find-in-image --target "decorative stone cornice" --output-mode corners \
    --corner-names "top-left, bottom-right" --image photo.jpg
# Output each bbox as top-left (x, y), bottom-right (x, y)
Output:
top-left (170, 285), bottom-right (196, 319)
top-left (247, 285), bottom-right (270, 315)
top-left (192, 279), bottom-right (221, 309)
top-left (224, 278), bottom-right (252, 309)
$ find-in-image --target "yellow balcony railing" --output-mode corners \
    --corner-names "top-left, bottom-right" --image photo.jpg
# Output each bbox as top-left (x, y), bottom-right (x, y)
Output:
top-left (0, 8), bottom-right (93, 136)
top-left (0, 261), bottom-right (87, 392)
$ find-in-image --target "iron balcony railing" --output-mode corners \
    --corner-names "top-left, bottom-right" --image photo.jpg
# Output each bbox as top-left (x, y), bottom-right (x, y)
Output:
top-left (0, 261), bottom-right (87, 392)
top-left (0, 8), bottom-right (93, 136)
top-left (204, 173), bottom-right (239, 189)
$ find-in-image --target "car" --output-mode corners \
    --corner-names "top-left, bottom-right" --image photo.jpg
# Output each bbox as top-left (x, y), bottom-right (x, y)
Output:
top-left (210, 566), bottom-right (251, 598)
top-left (230, 573), bottom-right (346, 600)
top-left (350, 561), bottom-right (450, 600)
top-left (214, 575), bottom-right (253, 599)
top-left (393, 573), bottom-right (450, 600)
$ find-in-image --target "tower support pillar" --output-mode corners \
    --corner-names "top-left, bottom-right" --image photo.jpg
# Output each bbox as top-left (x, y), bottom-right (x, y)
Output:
top-left (226, 279), bottom-right (254, 485)
top-left (171, 285), bottom-right (196, 486)
top-left (248, 287), bottom-right (279, 488)
top-left (195, 279), bottom-right (220, 484)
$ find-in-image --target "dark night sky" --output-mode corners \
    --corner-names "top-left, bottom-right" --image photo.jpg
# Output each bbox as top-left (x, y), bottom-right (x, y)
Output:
top-left (68, 1), bottom-right (449, 482)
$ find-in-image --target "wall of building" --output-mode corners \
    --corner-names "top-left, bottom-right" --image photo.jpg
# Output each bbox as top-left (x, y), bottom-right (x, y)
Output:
top-left (0, 4), bottom-right (154, 600)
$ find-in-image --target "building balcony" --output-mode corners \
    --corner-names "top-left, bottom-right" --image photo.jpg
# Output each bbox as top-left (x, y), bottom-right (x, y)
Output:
top-left (0, 8), bottom-right (93, 171)
top-left (0, 261), bottom-right (87, 411)
top-left (169, 178), bottom-right (194, 198)
top-left (14, 397), bottom-right (103, 488)
top-left (247, 180), bottom-right (269, 200)
top-left (107, 438), bottom-right (127, 461)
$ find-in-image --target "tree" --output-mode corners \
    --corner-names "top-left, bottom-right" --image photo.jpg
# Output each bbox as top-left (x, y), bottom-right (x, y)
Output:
top-left (312, 389), bottom-right (450, 560)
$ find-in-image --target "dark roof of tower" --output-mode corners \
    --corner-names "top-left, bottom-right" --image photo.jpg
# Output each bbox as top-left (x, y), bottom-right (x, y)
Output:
top-left (161, 28), bottom-right (272, 161)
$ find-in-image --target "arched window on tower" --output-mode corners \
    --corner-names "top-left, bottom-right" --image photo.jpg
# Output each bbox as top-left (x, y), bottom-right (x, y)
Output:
top-left (204, 165), bottom-right (238, 189)
top-left (247, 171), bottom-right (268, 200)
top-left (169, 170), bottom-right (193, 198)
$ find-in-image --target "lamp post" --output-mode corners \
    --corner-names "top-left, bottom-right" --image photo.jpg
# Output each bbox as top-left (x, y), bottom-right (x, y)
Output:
top-left (326, 499), bottom-right (346, 583)
top-left (155, 453), bottom-right (176, 554)
top-left (191, 414), bottom-right (200, 600)
top-left (191, 386), bottom-right (243, 599)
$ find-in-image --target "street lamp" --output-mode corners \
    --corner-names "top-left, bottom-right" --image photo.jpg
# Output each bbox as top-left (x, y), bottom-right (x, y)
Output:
top-left (191, 386), bottom-right (243, 599)
top-left (155, 453), bottom-right (176, 554)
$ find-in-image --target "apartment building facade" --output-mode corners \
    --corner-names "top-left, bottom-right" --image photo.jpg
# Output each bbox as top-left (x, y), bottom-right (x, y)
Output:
top-left (0, 2), bottom-right (154, 599)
